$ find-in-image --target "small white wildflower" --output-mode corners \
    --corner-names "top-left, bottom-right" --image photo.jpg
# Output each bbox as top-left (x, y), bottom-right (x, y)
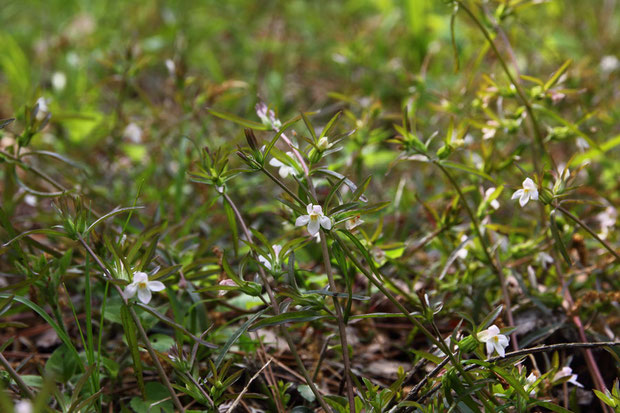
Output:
top-left (165, 59), bottom-right (176, 76)
top-left (269, 152), bottom-right (296, 178)
top-left (576, 137), bottom-right (590, 152)
top-left (511, 178), bottom-right (539, 207)
top-left (456, 235), bottom-right (471, 259)
top-left (35, 97), bottom-right (50, 121)
top-left (258, 244), bottom-right (283, 271)
top-left (295, 204), bottom-right (331, 236)
top-left (434, 336), bottom-right (452, 358)
top-left (52, 71), bottom-right (67, 91)
top-left (14, 400), bottom-right (33, 413)
top-left (553, 366), bottom-right (583, 388)
top-left (525, 372), bottom-right (539, 396)
top-left (218, 279), bottom-right (237, 296)
top-left (123, 123), bottom-right (143, 143)
top-left (536, 251), bottom-right (554, 268)
top-left (345, 215), bottom-right (364, 231)
top-left (482, 120), bottom-right (499, 140)
top-left (484, 187), bottom-right (500, 210)
top-left (477, 324), bottom-right (510, 358)
top-left (597, 206), bottom-right (617, 240)
top-left (600, 55), bottom-right (619, 74)
top-left (255, 102), bottom-right (281, 130)
top-left (24, 194), bottom-right (37, 207)
top-left (124, 271), bottom-right (165, 304)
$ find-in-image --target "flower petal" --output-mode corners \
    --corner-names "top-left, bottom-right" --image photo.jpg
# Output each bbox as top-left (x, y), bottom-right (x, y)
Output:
top-left (494, 341), bottom-right (506, 357)
top-left (124, 284), bottom-right (138, 299)
top-left (477, 330), bottom-right (491, 342)
top-left (485, 341), bottom-right (494, 357)
top-left (530, 189), bottom-right (539, 200)
top-left (519, 190), bottom-right (530, 207)
top-left (258, 255), bottom-right (271, 270)
top-left (148, 281), bottom-right (165, 292)
top-left (319, 216), bottom-right (332, 230)
top-left (307, 219), bottom-right (320, 236)
top-left (137, 288), bottom-right (152, 304)
top-left (313, 205), bottom-right (323, 215)
top-left (133, 271), bottom-right (148, 283)
top-left (523, 178), bottom-right (536, 190)
top-left (269, 158), bottom-right (283, 168)
top-left (511, 189), bottom-right (524, 200)
top-left (295, 215), bottom-right (310, 227)
top-left (306, 203), bottom-right (314, 214)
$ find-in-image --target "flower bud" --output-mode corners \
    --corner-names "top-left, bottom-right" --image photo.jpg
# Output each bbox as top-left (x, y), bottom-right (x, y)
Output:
top-left (244, 128), bottom-right (259, 151)
top-left (436, 144), bottom-right (453, 160)
top-left (538, 187), bottom-right (554, 204)
top-left (309, 147), bottom-right (322, 164)
top-left (457, 335), bottom-right (479, 353)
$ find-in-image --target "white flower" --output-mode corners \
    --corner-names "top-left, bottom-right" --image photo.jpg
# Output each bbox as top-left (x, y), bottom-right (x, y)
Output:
top-left (295, 204), bottom-right (331, 236)
top-left (597, 206), bottom-right (617, 240)
top-left (484, 187), bottom-right (500, 210)
top-left (269, 152), bottom-right (296, 178)
top-left (35, 97), bottom-right (50, 121)
top-left (482, 121), bottom-right (498, 140)
top-left (576, 137), bottom-right (590, 152)
top-left (52, 71), bottom-right (67, 91)
top-left (536, 252), bottom-right (554, 268)
top-left (554, 366), bottom-right (583, 388)
top-left (255, 102), bottom-right (281, 130)
top-left (477, 324), bottom-right (510, 357)
top-left (123, 123), bottom-right (143, 143)
top-left (600, 55), bottom-right (619, 74)
top-left (511, 177), bottom-right (539, 207)
top-left (525, 372), bottom-right (539, 396)
top-left (165, 59), bottom-right (176, 76)
top-left (14, 400), bottom-right (33, 413)
top-left (258, 244), bottom-right (283, 271)
top-left (218, 279), bottom-right (237, 296)
top-left (456, 235), bottom-right (471, 259)
top-left (345, 215), bottom-right (364, 231)
top-left (124, 271), bottom-right (165, 304)
top-left (434, 336), bottom-right (453, 358)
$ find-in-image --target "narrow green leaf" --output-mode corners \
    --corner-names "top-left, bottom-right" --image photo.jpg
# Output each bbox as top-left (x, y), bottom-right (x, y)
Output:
top-left (215, 309), bottom-right (266, 368)
top-left (249, 310), bottom-right (329, 331)
top-left (544, 59), bottom-right (572, 91)
top-left (207, 108), bottom-right (270, 130)
top-left (120, 305), bottom-right (145, 397)
top-left (300, 112), bottom-right (317, 142)
top-left (319, 111), bottom-right (342, 139)
top-left (314, 168), bottom-right (368, 202)
top-left (0, 294), bottom-right (82, 371)
top-left (479, 305), bottom-right (503, 330)
top-left (550, 210), bottom-right (572, 266)
top-left (85, 206), bottom-right (144, 235)
top-left (440, 160), bottom-right (496, 183)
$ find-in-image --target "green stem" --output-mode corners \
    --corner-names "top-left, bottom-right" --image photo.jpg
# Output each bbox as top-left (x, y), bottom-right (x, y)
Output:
top-left (222, 193), bottom-right (332, 413)
top-left (320, 229), bottom-right (356, 411)
top-left (76, 235), bottom-right (185, 413)
top-left (556, 205), bottom-right (620, 261)
top-left (334, 234), bottom-right (496, 410)
top-left (455, 0), bottom-right (556, 174)
top-left (433, 161), bottom-right (517, 348)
